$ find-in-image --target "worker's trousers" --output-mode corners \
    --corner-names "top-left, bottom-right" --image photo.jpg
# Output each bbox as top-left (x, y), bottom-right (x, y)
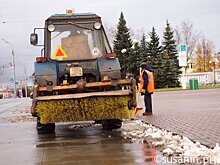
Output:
top-left (144, 93), bottom-right (152, 113)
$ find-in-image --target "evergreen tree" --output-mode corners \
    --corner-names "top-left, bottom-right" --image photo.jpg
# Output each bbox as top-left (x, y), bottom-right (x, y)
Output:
top-left (127, 41), bottom-right (140, 80)
top-left (139, 33), bottom-right (149, 66)
top-left (162, 20), bottom-right (181, 87)
top-left (146, 27), bottom-right (163, 88)
top-left (113, 12), bottom-right (132, 77)
top-left (161, 52), bottom-right (173, 87)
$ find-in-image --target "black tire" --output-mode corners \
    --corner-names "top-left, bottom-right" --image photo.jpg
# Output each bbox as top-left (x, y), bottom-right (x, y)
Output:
top-left (102, 119), bottom-right (122, 130)
top-left (37, 117), bottom-right (55, 134)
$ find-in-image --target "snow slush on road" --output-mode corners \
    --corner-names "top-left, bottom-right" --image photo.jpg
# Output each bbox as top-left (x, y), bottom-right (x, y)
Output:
top-left (121, 119), bottom-right (220, 165)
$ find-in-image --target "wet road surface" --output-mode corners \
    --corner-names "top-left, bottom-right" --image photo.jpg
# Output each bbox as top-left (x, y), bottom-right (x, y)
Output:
top-left (0, 98), bottom-right (173, 165)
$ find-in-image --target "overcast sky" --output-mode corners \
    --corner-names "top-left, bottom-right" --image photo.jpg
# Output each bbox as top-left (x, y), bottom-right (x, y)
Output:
top-left (0, 0), bottom-right (220, 81)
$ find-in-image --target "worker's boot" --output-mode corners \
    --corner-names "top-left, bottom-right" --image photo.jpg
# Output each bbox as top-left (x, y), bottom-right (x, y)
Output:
top-left (143, 112), bottom-right (152, 116)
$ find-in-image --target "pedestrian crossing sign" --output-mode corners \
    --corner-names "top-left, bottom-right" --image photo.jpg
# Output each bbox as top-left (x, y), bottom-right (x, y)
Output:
top-left (52, 45), bottom-right (68, 59)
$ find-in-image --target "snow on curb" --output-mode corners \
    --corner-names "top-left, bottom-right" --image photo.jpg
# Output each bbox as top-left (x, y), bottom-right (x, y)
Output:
top-left (121, 119), bottom-right (220, 164)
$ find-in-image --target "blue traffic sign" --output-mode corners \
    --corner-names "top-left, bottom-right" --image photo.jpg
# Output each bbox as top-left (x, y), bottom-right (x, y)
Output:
top-left (9, 77), bottom-right (14, 83)
top-left (179, 44), bottom-right (187, 52)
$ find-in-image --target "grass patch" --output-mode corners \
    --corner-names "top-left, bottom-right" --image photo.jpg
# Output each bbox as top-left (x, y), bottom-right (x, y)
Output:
top-left (155, 84), bottom-right (220, 92)
top-left (155, 87), bottom-right (184, 92)
top-left (199, 85), bottom-right (220, 90)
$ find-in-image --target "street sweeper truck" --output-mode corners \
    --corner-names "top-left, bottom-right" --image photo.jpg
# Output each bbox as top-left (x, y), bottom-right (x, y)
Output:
top-left (30, 10), bottom-right (137, 133)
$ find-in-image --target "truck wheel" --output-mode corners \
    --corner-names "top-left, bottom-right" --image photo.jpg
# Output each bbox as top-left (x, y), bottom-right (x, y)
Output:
top-left (102, 119), bottom-right (122, 130)
top-left (36, 117), bottom-right (55, 134)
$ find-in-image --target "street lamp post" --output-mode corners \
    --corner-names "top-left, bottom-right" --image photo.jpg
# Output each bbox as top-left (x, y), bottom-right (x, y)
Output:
top-left (213, 62), bottom-right (216, 85)
top-left (2, 39), bottom-right (16, 98)
top-left (24, 66), bottom-right (28, 97)
top-left (209, 59), bottom-right (219, 85)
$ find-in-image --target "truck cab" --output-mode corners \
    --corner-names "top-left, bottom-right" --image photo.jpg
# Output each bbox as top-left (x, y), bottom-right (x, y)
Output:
top-left (31, 12), bottom-right (121, 87)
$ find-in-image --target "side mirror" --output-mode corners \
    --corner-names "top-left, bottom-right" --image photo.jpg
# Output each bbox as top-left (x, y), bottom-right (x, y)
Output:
top-left (30, 33), bottom-right (38, 45)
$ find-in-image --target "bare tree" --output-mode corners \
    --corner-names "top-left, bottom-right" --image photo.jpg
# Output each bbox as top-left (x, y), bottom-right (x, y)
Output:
top-left (104, 23), bottom-right (146, 49)
top-left (130, 28), bottom-right (145, 41)
top-left (103, 23), bottom-right (116, 49)
top-left (174, 25), bottom-right (181, 46)
top-left (174, 21), bottom-right (201, 61)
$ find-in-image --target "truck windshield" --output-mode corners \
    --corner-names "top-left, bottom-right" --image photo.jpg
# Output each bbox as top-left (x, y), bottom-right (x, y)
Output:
top-left (50, 24), bottom-right (103, 61)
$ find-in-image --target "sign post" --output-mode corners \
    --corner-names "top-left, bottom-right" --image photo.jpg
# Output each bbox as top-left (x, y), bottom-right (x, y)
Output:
top-left (178, 44), bottom-right (187, 67)
top-left (178, 44), bottom-right (187, 89)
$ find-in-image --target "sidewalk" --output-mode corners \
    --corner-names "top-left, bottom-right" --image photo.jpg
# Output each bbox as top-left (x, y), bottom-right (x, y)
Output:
top-left (138, 89), bottom-right (220, 148)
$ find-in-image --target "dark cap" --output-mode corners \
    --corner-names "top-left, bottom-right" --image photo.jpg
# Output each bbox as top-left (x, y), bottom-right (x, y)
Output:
top-left (140, 62), bottom-right (147, 68)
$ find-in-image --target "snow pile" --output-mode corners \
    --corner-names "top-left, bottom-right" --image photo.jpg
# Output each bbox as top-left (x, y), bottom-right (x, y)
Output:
top-left (121, 49), bottom-right (127, 53)
top-left (121, 119), bottom-right (220, 164)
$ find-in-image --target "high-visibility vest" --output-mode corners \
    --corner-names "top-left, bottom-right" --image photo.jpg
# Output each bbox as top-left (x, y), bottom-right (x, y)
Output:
top-left (139, 70), bottom-right (154, 93)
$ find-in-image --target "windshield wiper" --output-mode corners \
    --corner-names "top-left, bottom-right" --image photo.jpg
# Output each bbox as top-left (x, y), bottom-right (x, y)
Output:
top-left (67, 22), bottom-right (94, 31)
top-left (51, 32), bottom-right (62, 40)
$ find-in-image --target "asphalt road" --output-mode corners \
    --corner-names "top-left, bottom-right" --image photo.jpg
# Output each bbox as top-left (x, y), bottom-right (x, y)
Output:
top-left (0, 98), bottom-right (165, 165)
top-left (1, 88), bottom-right (218, 164)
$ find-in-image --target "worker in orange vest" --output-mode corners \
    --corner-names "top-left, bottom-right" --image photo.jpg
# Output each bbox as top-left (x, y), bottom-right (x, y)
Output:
top-left (139, 62), bottom-right (154, 116)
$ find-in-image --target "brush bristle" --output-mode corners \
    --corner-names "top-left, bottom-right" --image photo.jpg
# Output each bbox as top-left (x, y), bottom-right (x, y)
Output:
top-left (36, 96), bottom-right (134, 124)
